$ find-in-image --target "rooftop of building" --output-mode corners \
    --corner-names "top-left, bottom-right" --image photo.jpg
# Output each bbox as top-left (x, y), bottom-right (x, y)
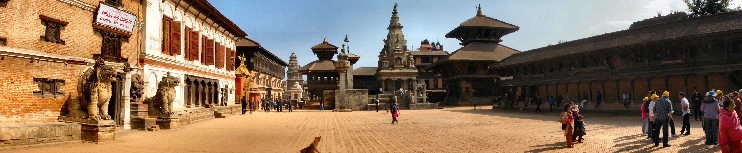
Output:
top-left (496, 11), bottom-right (742, 68)
top-left (187, 0), bottom-right (247, 37)
top-left (353, 67), bottom-right (378, 76)
top-left (236, 38), bottom-right (288, 66)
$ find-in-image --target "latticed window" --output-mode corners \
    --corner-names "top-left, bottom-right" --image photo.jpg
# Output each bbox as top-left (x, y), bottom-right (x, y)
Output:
top-left (39, 15), bottom-right (67, 45)
top-left (100, 31), bottom-right (123, 61)
top-left (33, 78), bottom-right (65, 98)
top-left (0, 37), bottom-right (6, 46)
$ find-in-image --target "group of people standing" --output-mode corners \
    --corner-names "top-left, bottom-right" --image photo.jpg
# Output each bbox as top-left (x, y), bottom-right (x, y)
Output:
top-left (258, 99), bottom-right (295, 113)
top-left (560, 103), bottom-right (587, 148)
top-left (639, 89), bottom-right (742, 152)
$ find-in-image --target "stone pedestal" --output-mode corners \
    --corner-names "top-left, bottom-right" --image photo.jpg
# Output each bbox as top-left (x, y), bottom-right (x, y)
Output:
top-left (81, 120), bottom-right (116, 142)
top-left (131, 117), bottom-right (158, 131)
top-left (156, 117), bottom-right (179, 129)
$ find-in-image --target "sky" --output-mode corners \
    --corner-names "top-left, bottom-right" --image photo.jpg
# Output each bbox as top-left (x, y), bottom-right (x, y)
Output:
top-left (208, 0), bottom-right (742, 69)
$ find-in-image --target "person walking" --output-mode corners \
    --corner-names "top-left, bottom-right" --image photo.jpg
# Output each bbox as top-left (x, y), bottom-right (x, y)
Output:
top-left (652, 91), bottom-right (673, 147)
top-left (701, 90), bottom-right (721, 149)
top-left (623, 91), bottom-right (631, 109)
top-left (561, 104), bottom-right (574, 148)
top-left (641, 97), bottom-right (650, 136)
top-left (719, 97), bottom-right (742, 153)
top-left (249, 101), bottom-right (255, 114)
top-left (374, 99), bottom-right (380, 112)
top-left (548, 96), bottom-right (555, 112)
top-left (288, 100), bottom-right (293, 112)
top-left (571, 104), bottom-right (581, 143)
top-left (241, 96), bottom-right (248, 115)
top-left (535, 95), bottom-right (542, 113)
top-left (391, 102), bottom-right (400, 124)
top-left (320, 101), bottom-right (324, 112)
top-left (679, 92), bottom-right (691, 135)
top-left (693, 89), bottom-right (703, 121)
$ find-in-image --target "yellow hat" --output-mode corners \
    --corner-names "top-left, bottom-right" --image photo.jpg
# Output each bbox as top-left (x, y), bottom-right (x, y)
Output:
top-left (717, 90), bottom-right (723, 96)
top-left (662, 91), bottom-right (670, 97)
top-left (643, 97), bottom-right (649, 101)
top-left (651, 94), bottom-right (659, 99)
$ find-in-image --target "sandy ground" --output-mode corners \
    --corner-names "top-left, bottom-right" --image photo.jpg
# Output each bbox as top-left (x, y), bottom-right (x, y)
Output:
top-left (0, 106), bottom-right (723, 153)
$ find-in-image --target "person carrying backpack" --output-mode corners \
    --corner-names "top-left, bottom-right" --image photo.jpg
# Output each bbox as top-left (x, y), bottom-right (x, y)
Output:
top-left (391, 102), bottom-right (400, 124)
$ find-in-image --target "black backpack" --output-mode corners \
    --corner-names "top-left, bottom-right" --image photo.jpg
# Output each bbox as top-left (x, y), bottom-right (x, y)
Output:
top-left (643, 100), bottom-right (650, 113)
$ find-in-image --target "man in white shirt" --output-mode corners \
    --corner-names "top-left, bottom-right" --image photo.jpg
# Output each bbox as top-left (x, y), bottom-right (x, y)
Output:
top-left (679, 92), bottom-right (691, 135)
top-left (649, 94), bottom-right (658, 142)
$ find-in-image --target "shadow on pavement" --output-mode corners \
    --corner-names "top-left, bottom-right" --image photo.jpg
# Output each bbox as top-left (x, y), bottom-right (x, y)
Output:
top-left (525, 141), bottom-right (565, 153)
top-left (443, 108), bottom-right (638, 127)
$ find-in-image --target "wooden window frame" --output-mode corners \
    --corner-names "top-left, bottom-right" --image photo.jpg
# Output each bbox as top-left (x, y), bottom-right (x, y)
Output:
top-left (39, 15), bottom-right (68, 45)
top-left (162, 16), bottom-right (181, 56)
top-left (33, 78), bottom-right (65, 98)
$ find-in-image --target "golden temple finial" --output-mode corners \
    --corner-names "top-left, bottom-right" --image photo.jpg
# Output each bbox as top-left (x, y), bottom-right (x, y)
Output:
top-left (323, 36), bottom-right (327, 43)
top-left (477, 4), bottom-right (483, 16)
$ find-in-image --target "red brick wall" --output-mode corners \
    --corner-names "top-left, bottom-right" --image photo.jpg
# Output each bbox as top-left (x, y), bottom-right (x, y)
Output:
top-left (605, 80), bottom-right (618, 101)
top-left (634, 79), bottom-right (649, 99)
top-left (708, 73), bottom-right (726, 91)
top-left (618, 79), bottom-right (633, 99)
top-left (687, 75), bottom-right (705, 91)
top-left (0, 0), bottom-right (142, 123)
top-left (650, 77), bottom-right (667, 92)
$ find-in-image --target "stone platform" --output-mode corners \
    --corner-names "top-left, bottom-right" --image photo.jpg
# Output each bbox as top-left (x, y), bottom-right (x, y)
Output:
top-left (80, 120), bottom-right (116, 142)
top-left (0, 123), bottom-right (81, 147)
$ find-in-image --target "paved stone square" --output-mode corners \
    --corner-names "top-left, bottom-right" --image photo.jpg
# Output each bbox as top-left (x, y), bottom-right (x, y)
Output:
top-left (0, 107), bottom-right (722, 153)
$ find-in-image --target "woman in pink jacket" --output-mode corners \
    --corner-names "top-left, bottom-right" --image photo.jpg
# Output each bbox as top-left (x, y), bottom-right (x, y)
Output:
top-left (719, 98), bottom-right (742, 153)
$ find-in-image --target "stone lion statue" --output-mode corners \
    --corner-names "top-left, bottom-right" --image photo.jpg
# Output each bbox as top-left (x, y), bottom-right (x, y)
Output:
top-left (144, 72), bottom-right (180, 117)
top-left (68, 62), bottom-right (118, 121)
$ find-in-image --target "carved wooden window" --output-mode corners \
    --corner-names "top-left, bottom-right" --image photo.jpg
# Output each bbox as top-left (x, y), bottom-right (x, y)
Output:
top-left (0, 37), bottom-right (6, 46)
top-left (100, 30), bottom-right (123, 61)
top-left (0, 0), bottom-right (7, 7)
top-left (161, 16), bottom-right (181, 56)
top-left (39, 15), bottom-right (67, 45)
top-left (33, 78), bottom-right (65, 98)
top-left (205, 38), bottom-right (214, 65)
top-left (227, 48), bottom-right (235, 71)
top-left (188, 30), bottom-right (199, 61)
top-left (215, 42), bottom-right (224, 68)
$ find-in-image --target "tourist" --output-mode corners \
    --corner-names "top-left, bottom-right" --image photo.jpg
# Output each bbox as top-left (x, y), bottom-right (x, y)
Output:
top-left (241, 96), bottom-right (247, 115)
top-left (652, 91), bottom-right (673, 147)
top-left (320, 101), bottom-right (324, 112)
top-left (277, 100), bottom-right (283, 112)
top-left (374, 99), bottom-right (380, 112)
top-left (623, 91), bottom-right (630, 109)
top-left (548, 96), bottom-right (555, 112)
top-left (719, 97), bottom-right (742, 153)
top-left (391, 101), bottom-right (400, 124)
top-left (574, 115), bottom-right (586, 143)
top-left (647, 93), bottom-right (657, 140)
top-left (641, 97), bottom-right (650, 136)
top-left (693, 89), bottom-right (703, 121)
top-left (535, 95), bottom-right (542, 113)
top-left (561, 104), bottom-right (574, 148)
top-left (288, 100), bottom-right (293, 112)
top-left (571, 104), bottom-right (580, 143)
top-left (701, 90), bottom-right (720, 148)
top-left (734, 90), bottom-right (742, 126)
top-left (249, 101), bottom-right (255, 114)
top-left (679, 92), bottom-right (691, 135)
top-left (595, 91), bottom-right (602, 109)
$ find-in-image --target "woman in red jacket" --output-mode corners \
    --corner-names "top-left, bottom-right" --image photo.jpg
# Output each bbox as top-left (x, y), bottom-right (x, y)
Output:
top-left (719, 97), bottom-right (742, 153)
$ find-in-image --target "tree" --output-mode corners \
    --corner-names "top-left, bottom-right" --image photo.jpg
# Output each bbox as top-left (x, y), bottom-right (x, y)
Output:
top-left (684, 0), bottom-right (732, 16)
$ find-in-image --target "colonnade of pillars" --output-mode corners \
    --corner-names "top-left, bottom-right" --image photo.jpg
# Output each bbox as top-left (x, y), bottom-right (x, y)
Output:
top-left (184, 75), bottom-right (220, 107)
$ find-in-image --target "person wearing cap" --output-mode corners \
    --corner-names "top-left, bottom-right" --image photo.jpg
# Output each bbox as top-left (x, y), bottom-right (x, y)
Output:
top-left (641, 97), bottom-right (650, 136)
top-left (653, 92), bottom-right (673, 147)
top-left (702, 90), bottom-right (721, 148)
top-left (649, 94), bottom-right (658, 141)
top-left (679, 92), bottom-right (691, 135)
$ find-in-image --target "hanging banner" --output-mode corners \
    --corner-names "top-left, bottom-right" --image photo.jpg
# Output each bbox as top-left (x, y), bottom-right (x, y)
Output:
top-left (95, 3), bottom-right (137, 33)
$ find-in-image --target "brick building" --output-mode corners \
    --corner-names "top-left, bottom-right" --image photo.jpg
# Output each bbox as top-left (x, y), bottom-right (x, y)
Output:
top-left (234, 38), bottom-right (287, 105)
top-left (0, 0), bottom-right (143, 146)
top-left (494, 11), bottom-right (742, 109)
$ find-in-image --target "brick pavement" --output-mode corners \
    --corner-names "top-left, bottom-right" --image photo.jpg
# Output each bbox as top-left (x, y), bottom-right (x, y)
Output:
top-left (0, 107), bottom-right (723, 153)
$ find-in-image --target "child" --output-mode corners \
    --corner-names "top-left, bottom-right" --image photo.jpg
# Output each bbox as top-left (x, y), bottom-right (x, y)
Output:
top-left (574, 115), bottom-right (587, 143)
